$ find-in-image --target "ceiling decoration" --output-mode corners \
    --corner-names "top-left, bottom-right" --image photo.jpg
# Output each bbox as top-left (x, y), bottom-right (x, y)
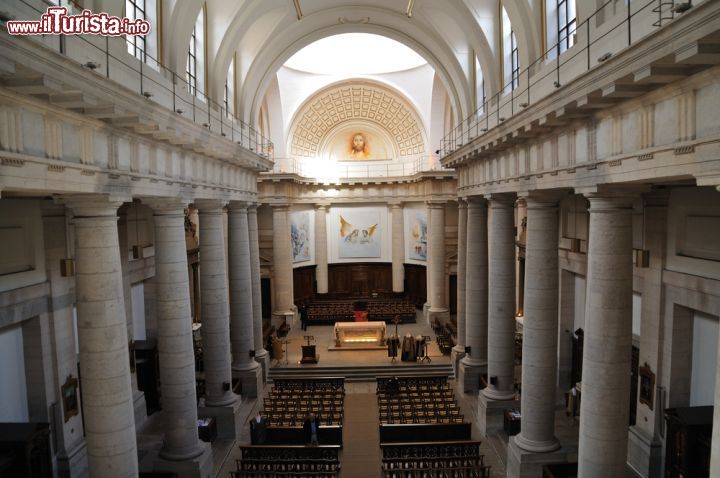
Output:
top-left (289, 81), bottom-right (426, 159)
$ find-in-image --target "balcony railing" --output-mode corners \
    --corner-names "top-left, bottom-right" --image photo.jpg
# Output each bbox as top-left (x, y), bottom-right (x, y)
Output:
top-left (5, 0), bottom-right (274, 160)
top-left (265, 155), bottom-right (451, 181)
top-left (441, 0), bottom-right (691, 157)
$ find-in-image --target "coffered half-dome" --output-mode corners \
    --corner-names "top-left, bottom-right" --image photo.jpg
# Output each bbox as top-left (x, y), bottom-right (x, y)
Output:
top-left (287, 80), bottom-right (427, 160)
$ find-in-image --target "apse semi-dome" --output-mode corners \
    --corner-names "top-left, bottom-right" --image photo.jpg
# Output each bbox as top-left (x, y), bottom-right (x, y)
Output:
top-left (288, 80), bottom-right (427, 160)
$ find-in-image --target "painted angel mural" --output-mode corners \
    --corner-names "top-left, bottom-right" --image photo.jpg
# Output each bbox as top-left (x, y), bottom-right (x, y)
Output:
top-left (338, 212), bottom-right (381, 258)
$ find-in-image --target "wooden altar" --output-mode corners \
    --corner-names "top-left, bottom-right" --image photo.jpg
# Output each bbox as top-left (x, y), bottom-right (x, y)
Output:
top-left (333, 321), bottom-right (386, 349)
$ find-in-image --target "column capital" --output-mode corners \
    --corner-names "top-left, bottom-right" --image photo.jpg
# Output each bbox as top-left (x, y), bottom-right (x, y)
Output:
top-left (142, 197), bottom-right (190, 215)
top-left (465, 195), bottom-right (488, 208)
top-left (578, 185), bottom-right (647, 212)
top-left (387, 200), bottom-right (403, 208)
top-left (228, 200), bottom-right (251, 212)
top-left (457, 198), bottom-right (468, 209)
top-left (484, 192), bottom-right (517, 208)
top-left (247, 202), bottom-right (260, 212)
top-left (60, 194), bottom-right (127, 217)
top-left (694, 172), bottom-right (720, 190)
top-left (194, 199), bottom-right (227, 213)
top-left (315, 202), bottom-right (332, 210)
top-left (270, 202), bottom-right (291, 211)
top-left (518, 189), bottom-right (570, 208)
top-left (426, 199), bottom-right (447, 208)
top-left (575, 184), bottom-right (648, 200)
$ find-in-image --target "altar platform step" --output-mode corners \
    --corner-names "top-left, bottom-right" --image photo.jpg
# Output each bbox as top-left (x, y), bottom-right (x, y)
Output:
top-left (268, 363), bottom-right (454, 382)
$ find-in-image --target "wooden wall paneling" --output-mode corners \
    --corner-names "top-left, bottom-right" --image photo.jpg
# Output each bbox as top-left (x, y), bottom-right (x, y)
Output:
top-left (293, 266), bottom-right (316, 304)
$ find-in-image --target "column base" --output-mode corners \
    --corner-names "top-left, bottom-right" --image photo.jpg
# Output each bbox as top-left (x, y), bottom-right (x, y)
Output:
top-left (272, 310), bottom-right (296, 329)
top-left (478, 392), bottom-right (519, 436)
top-left (56, 439), bottom-right (88, 478)
top-left (507, 437), bottom-right (572, 478)
top-left (153, 442), bottom-right (212, 478)
top-left (458, 358), bottom-right (486, 393)
top-left (198, 397), bottom-right (243, 441)
top-left (254, 349), bottom-right (270, 382)
top-left (450, 346), bottom-right (465, 378)
top-left (132, 389), bottom-right (148, 429)
top-left (427, 308), bottom-right (450, 328)
top-left (232, 362), bottom-right (263, 399)
top-left (204, 391), bottom-right (237, 408)
top-left (627, 425), bottom-right (663, 478)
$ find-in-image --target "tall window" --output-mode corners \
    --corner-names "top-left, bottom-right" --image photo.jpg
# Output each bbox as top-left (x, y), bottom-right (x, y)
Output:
top-left (186, 7), bottom-right (205, 97)
top-left (475, 57), bottom-right (486, 113)
top-left (502, 6), bottom-right (519, 93)
top-left (546, 0), bottom-right (576, 58)
top-left (224, 56), bottom-right (235, 117)
top-left (557, 0), bottom-right (576, 53)
top-left (126, 0), bottom-right (146, 61)
top-left (510, 30), bottom-right (519, 90)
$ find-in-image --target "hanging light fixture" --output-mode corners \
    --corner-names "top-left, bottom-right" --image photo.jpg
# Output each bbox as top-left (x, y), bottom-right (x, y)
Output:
top-left (634, 198), bottom-right (650, 268)
top-left (60, 213), bottom-right (74, 277)
top-left (131, 201), bottom-right (144, 260)
top-left (569, 195), bottom-right (582, 253)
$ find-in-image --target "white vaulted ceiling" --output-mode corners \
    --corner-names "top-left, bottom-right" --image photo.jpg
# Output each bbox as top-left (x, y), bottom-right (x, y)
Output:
top-left (158, 0), bottom-right (542, 125)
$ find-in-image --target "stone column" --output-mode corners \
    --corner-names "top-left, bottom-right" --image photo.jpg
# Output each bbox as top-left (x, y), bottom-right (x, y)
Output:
top-left (272, 204), bottom-right (295, 324)
top-left (248, 204), bottom-right (269, 378)
top-left (228, 201), bottom-right (263, 399)
top-left (458, 197), bottom-right (488, 393)
top-left (480, 193), bottom-right (519, 435)
top-left (315, 204), bottom-right (329, 295)
top-left (711, 185), bottom-right (720, 478)
top-left (41, 203), bottom-right (88, 476)
top-left (424, 205), bottom-right (433, 318)
top-left (390, 202), bottom-right (405, 294)
top-left (64, 195), bottom-right (137, 477)
top-left (117, 206), bottom-right (147, 428)
top-left (195, 200), bottom-right (235, 407)
top-left (427, 200), bottom-right (448, 324)
top-left (145, 198), bottom-right (208, 467)
top-left (577, 193), bottom-right (635, 478)
top-left (507, 192), bottom-right (565, 478)
top-left (451, 200), bottom-right (468, 375)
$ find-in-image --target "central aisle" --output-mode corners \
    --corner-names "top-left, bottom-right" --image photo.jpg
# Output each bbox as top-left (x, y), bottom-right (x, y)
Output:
top-left (340, 392), bottom-right (381, 478)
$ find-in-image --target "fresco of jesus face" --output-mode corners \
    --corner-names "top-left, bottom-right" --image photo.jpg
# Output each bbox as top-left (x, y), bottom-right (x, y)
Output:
top-left (352, 133), bottom-right (365, 153)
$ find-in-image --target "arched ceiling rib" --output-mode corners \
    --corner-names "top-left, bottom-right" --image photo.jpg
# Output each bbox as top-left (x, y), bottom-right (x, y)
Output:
top-left (236, 5), bottom-right (473, 127)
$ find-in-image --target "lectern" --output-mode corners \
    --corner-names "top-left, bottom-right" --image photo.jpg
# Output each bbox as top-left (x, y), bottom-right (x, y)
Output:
top-left (301, 335), bottom-right (319, 364)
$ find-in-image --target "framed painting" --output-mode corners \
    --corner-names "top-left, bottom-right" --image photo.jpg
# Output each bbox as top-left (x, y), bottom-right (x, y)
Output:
top-left (61, 375), bottom-right (79, 422)
top-left (638, 363), bottom-right (655, 410)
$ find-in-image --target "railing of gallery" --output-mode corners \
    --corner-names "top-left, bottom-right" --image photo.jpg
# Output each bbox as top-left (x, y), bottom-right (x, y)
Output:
top-left (440, 0), bottom-right (690, 157)
top-left (267, 155), bottom-right (449, 180)
top-left (7, 0), bottom-right (274, 160)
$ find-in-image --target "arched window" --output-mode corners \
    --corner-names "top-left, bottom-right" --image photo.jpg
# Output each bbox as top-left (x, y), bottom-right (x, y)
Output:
top-left (546, 0), bottom-right (576, 58)
top-left (501, 6), bottom-right (519, 93)
top-left (125, 0), bottom-right (158, 67)
top-left (475, 57), bottom-right (486, 113)
top-left (186, 6), bottom-right (206, 97)
top-left (224, 56), bottom-right (235, 117)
